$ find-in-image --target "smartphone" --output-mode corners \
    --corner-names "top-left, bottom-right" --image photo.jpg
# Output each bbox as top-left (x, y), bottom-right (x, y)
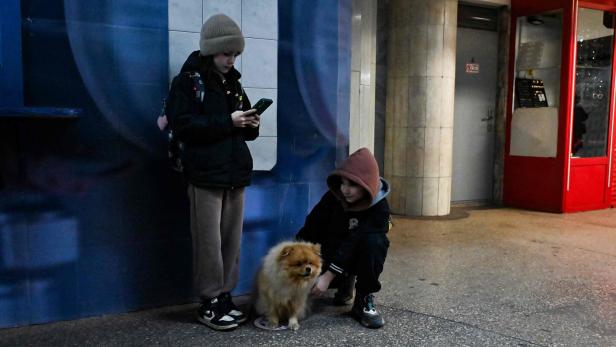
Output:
top-left (252, 98), bottom-right (273, 115)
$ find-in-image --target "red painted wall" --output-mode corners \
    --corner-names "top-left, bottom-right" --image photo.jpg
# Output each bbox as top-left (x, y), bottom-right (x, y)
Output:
top-left (612, 139), bottom-right (616, 206)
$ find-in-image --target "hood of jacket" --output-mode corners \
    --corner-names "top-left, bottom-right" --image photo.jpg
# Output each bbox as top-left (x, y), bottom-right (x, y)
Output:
top-left (327, 147), bottom-right (389, 211)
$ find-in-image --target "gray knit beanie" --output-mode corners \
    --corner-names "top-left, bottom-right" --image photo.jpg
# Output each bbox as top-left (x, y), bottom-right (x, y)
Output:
top-left (199, 14), bottom-right (245, 56)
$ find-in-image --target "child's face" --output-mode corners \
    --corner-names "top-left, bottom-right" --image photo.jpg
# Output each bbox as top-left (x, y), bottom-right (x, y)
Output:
top-left (340, 177), bottom-right (366, 204)
top-left (213, 52), bottom-right (239, 73)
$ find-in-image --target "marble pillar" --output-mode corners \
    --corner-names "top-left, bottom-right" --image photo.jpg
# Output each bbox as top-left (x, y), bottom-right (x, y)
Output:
top-left (384, 0), bottom-right (458, 216)
top-left (349, 0), bottom-right (378, 154)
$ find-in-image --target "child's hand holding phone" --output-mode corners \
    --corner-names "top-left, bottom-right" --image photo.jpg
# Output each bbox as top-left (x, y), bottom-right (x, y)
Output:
top-left (231, 109), bottom-right (258, 128)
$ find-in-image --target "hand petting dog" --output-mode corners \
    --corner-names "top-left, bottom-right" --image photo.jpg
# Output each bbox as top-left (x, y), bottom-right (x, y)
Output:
top-left (311, 270), bottom-right (336, 297)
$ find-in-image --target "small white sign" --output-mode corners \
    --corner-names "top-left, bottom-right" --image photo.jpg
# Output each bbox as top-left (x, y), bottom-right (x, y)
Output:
top-left (465, 63), bottom-right (480, 74)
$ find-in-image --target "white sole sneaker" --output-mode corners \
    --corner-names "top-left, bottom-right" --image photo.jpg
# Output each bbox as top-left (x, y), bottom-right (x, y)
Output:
top-left (197, 314), bottom-right (238, 331)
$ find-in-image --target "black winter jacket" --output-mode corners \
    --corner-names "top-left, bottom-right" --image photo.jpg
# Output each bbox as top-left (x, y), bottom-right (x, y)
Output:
top-left (296, 189), bottom-right (391, 275)
top-left (167, 51), bottom-right (258, 188)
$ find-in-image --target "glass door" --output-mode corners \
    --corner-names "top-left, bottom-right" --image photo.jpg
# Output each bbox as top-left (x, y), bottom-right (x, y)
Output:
top-left (566, 6), bottom-right (615, 211)
top-left (571, 8), bottom-right (615, 158)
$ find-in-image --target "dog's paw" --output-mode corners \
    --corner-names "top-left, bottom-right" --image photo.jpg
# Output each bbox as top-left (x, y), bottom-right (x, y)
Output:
top-left (288, 317), bottom-right (300, 331)
top-left (265, 316), bottom-right (281, 330)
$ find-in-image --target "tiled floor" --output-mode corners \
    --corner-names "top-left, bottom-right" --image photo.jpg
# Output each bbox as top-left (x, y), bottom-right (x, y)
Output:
top-left (2, 207), bottom-right (615, 346)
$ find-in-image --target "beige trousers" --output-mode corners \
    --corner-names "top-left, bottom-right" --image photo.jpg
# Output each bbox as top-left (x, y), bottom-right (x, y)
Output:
top-left (188, 184), bottom-right (245, 300)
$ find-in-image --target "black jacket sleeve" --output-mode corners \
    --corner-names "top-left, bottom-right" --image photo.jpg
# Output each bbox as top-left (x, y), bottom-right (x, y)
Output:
top-left (241, 90), bottom-right (259, 141)
top-left (328, 234), bottom-right (360, 275)
top-left (168, 75), bottom-right (234, 144)
top-left (296, 192), bottom-right (337, 243)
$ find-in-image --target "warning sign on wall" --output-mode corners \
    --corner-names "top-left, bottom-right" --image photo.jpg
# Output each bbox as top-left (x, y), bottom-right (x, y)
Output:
top-left (465, 63), bottom-right (480, 74)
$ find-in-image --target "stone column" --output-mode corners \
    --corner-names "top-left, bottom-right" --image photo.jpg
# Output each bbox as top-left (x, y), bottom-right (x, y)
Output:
top-left (384, 0), bottom-right (458, 216)
top-left (349, 0), bottom-right (377, 154)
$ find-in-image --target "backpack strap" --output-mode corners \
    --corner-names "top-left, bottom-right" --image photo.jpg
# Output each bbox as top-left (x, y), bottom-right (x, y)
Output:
top-left (186, 71), bottom-right (205, 108)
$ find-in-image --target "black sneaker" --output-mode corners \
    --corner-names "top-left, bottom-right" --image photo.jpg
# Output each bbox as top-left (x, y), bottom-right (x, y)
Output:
top-left (219, 292), bottom-right (247, 324)
top-left (351, 293), bottom-right (384, 329)
top-left (333, 275), bottom-right (355, 306)
top-left (197, 297), bottom-right (238, 331)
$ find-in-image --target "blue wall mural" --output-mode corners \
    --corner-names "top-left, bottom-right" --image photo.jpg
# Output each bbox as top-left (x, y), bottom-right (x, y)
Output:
top-left (0, 0), bottom-right (351, 328)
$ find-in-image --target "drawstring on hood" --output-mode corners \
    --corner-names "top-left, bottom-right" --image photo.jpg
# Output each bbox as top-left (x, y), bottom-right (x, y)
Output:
top-left (327, 148), bottom-right (390, 211)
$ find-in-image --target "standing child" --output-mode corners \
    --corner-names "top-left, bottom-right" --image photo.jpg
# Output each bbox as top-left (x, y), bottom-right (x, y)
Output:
top-left (296, 148), bottom-right (391, 329)
top-left (166, 14), bottom-right (260, 331)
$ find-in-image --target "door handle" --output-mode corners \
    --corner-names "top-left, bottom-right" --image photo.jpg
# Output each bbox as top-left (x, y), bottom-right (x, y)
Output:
top-left (481, 107), bottom-right (494, 122)
top-left (483, 108), bottom-right (494, 132)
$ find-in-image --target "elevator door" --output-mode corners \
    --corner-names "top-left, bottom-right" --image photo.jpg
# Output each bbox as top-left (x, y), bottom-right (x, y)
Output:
top-left (452, 27), bottom-right (499, 203)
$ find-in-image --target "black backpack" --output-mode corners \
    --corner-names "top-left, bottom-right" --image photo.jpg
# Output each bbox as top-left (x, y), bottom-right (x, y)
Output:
top-left (158, 71), bottom-right (204, 172)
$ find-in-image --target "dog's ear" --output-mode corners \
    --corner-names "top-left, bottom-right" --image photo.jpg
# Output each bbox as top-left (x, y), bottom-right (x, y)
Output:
top-left (312, 243), bottom-right (322, 256)
top-left (279, 245), bottom-right (294, 258)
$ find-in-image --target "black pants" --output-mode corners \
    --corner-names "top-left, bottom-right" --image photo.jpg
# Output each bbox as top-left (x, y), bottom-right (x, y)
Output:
top-left (324, 233), bottom-right (389, 295)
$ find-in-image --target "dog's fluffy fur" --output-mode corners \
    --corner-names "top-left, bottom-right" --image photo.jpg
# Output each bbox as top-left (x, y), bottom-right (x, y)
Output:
top-left (255, 241), bottom-right (322, 330)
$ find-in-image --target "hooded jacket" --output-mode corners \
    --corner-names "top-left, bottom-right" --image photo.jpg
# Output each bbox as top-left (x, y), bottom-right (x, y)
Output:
top-left (167, 50), bottom-right (258, 188)
top-left (296, 148), bottom-right (391, 275)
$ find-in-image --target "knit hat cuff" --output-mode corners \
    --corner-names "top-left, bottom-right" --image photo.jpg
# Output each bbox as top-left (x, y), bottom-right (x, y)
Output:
top-left (200, 35), bottom-right (245, 56)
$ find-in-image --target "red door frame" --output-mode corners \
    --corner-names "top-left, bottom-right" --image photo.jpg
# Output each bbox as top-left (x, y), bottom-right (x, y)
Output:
top-left (505, 0), bottom-right (616, 212)
top-left (566, 0), bottom-right (616, 211)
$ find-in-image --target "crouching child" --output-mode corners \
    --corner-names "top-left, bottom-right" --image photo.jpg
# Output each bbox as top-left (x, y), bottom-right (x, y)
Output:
top-left (296, 148), bottom-right (391, 329)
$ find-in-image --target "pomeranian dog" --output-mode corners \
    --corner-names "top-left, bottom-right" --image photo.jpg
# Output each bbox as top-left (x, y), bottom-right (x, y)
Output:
top-left (255, 241), bottom-right (322, 330)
